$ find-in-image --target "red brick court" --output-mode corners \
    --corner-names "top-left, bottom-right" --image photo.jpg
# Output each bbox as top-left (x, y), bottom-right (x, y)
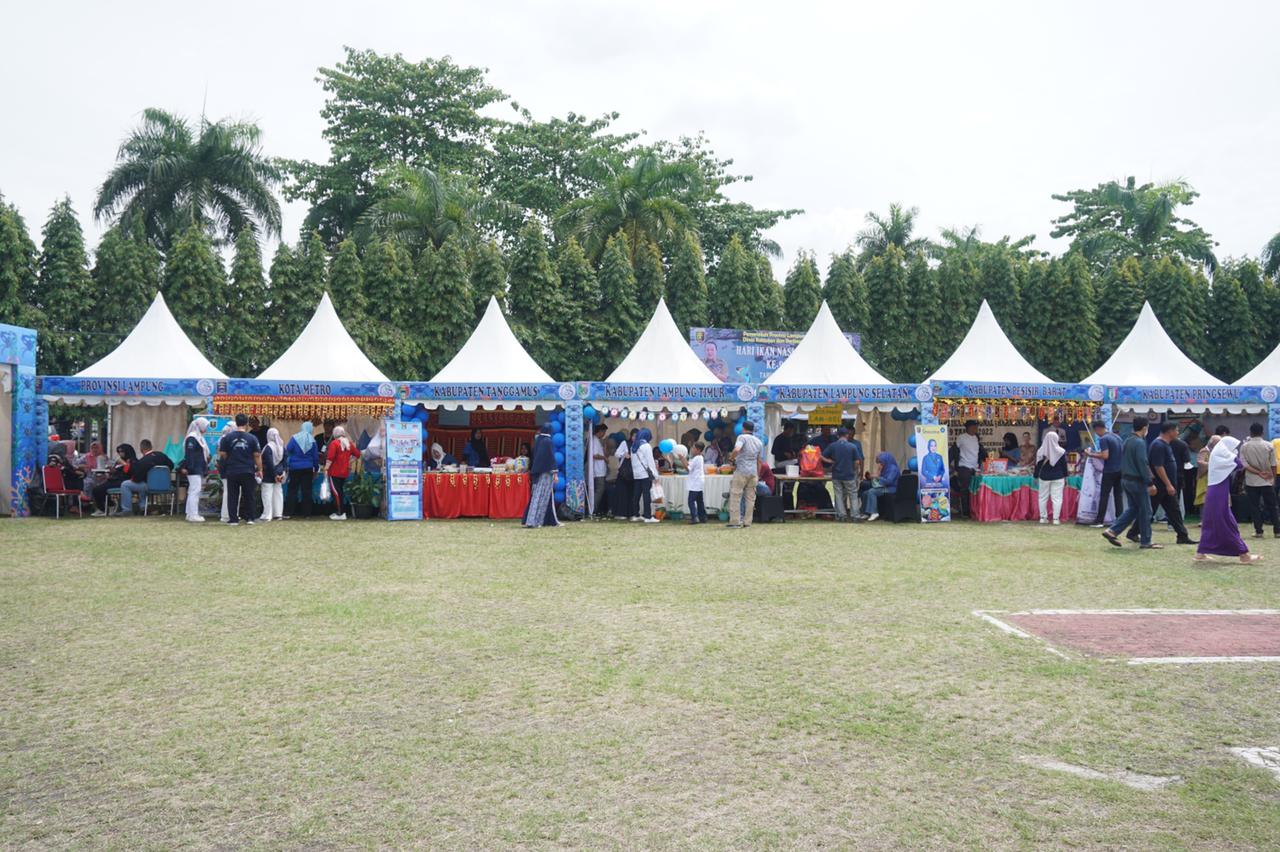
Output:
top-left (996, 610), bottom-right (1280, 660)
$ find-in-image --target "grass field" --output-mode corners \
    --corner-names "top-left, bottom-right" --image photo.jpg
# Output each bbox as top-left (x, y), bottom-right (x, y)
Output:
top-left (3, 515), bottom-right (1280, 849)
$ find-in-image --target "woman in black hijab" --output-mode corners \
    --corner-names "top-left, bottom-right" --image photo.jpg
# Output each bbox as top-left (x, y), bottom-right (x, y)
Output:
top-left (523, 425), bottom-right (560, 528)
top-left (464, 428), bottom-right (491, 468)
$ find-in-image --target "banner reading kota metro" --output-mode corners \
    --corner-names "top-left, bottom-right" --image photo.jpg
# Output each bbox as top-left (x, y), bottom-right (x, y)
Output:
top-left (915, 425), bottom-right (951, 523)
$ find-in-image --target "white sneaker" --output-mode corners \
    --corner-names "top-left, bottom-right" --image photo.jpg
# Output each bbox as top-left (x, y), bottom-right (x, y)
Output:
top-left (1039, 519), bottom-right (1048, 524)
top-left (867, 513), bottom-right (879, 521)
top-left (631, 516), bottom-right (642, 522)
top-left (1053, 520), bottom-right (1061, 525)
top-left (329, 513), bottom-right (341, 520)
top-left (245, 520), bottom-right (255, 526)
top-left (644, 517), bottom-right (659, 524)
top-left (186, 516), bottom-right (205, 523)
top-left (332, 513), bottom-right (347, 521)
top-left (259, 517), bottom-right (270, 523)
top-left (91, 510), bottom-right (106, 517)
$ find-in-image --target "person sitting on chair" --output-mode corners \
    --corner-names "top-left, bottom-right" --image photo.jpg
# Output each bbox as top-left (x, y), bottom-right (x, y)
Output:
top-left (119, 439), bottom-right (174, 515)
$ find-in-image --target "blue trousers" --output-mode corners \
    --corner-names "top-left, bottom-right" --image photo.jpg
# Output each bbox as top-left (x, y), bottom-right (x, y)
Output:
top-left (1108, 480), bottom-right (1152, 545)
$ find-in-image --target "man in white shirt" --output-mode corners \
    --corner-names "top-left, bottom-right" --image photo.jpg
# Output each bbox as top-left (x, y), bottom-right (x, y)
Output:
top-left (686, 441), bottom-right (707, 523)
top-left (953, 420), bottom-right (984, 519)
top-left (590, 423), bottom-right (608, 517)
top-left (727, 421), bottom-right (764, 528)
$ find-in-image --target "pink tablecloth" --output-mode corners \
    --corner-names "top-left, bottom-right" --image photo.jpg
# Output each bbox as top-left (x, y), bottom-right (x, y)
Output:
top-left (971, 475), bottom-right (1081, 522)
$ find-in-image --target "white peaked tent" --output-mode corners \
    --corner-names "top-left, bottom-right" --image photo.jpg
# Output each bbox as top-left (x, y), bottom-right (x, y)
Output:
top-left (1234, 341), bottom-right (1280, 386)
top-left (1083, 302), bottom-right (1223, 387)
top-left (928, 300), bottom-right (1054, 384)
top-left (430, 297), bottom-right (553, 384)
top-left (258, 292), bottom-right (389, 382)
top-left (763, 301), bottom-right (889, 387)
top-left (75, 291), bottom-right (226, 383)
top-left (606, 298), bottom-right (721, 384)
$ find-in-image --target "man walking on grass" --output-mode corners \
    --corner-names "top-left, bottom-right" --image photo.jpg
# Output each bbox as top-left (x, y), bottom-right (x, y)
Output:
top-left (219, 413), bottom-right (263, 527)
top-left (726, 421), bottom-right (763, 529)
top-left (1140, 422), bottom-right (1196, 546)
top-left (1103, 417), bottom-right (1161, 549)
top-left (1240, 422), bottom-right (1279, 539)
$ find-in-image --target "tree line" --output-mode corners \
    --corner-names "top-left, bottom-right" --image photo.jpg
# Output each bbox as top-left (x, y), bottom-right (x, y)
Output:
top-left (3, 47), bottom-right (1280, 384)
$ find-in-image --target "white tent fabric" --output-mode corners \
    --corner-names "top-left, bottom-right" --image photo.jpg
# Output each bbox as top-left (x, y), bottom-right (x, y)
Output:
top-left (76, 292), bottom-right (226, 380)
top-left (1235, 339), bottom-right (1280, 386)
top-left (606, 298), bottom-right (721, 384)
top-left (258, 292), bottom-right (390, 382)
top-left (764, 302), bottom-right (890, 386)
top-left (430, 297), bottom-right (553, 383)
top-left (928, 300), bottom-right (1054, 384)
top-left (1083, 302), bottom-right (1224, 386)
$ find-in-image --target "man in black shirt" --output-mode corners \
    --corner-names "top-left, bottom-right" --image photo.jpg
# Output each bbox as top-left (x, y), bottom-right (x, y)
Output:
top-left (219, 413), bottom-right (263, 526)
top-left (119, 439), bottom-right (174, 514)
top-left (771, 423), bottom-right (799, 464)
top-left (1133, 422), bottom-right (1195, 545)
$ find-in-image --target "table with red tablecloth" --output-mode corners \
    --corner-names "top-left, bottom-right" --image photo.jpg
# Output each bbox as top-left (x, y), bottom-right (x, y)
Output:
top-left (969, 474), bottom-right (1083, 522)
top-left (422, 471), bottom-right (529, 519)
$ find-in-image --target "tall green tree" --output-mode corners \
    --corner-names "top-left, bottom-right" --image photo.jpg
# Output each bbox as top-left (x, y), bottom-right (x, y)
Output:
top-left (977, 248), bottom-right (1021, 332)
top-left (162, 222), bottom-right (226, 356)
top-left (904, 253), bottom-right (942, 380)
top-left (327, 239), bottom-right (368, 317)
top-left (221, 228), bottom-right (269, 376)
top-left (417, 234), bottom-right (474, 376)
top-left (707, 235), bottom-right (757, 328)
top-left (755, 254), bottom-right (785, 330)
top-left (361, 238), bottom-right (419, 377)
top-left (665, 231), bottom-right (709, 335)
top-left (823, 251), bottom-right (868, 335)
top-left (633, 236), bottom-right (665, 319)
top-left (863, 245), bottom-right (912, 379)
top-left (95, 108), bottom-right (281, 250)
top-left (1094, 256), bottom-right (1145, 359)
top-left (0, 198), bottom-right (39, 326)
top-left (506, 220), bottom-right (563, 371)
top-left (783, 252), bottom-right (822, 331)
top-left (1018, 260), bottom-right (1056, 373)
top-left (1144, 256), bottom-right (1207, 364)
top-left (89, 223), bottom-right (161, 361)
top-left (934, 252), bottom-right (981, 360)
top-left (1050, 177), bottom-right (1217, 273)
top-left (596, 232), bottom-right (643, 373)
top-left (1205, 267), bottom-right (1254, 382)
top-left (358, 165), bottom-right (509, 251)
top-left (1229, 258), bottom-right (1278, 357)
top-left (855, 204), bottom-right (934, 269)
top-left (553, 237), bottom-right (603, 378)
top-left (33, 198), bottom-right (95, 373)
top-left (469, 240), bottom-right (507, 320)
top-left (1264, 232), bottom-right (1280, 279)
top-left (265, 243), bottom-right (297, 362)
top-left (284, 231), bottom-right (329, 339)
top-left (1044, 254), bottom-right (1099, 380)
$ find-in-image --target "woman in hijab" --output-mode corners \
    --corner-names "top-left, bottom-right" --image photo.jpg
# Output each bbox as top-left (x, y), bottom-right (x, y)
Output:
top-left (861, 452), bottom-right (900, 521)
top-left (611, 430), bottom-right (635, 519)
top-left (426, 442), bottom-right (457, 471)
top-left (323, 425), bottom-right (361, 521)
top-left (1000, 432), bottom-right (1021, 465)
top-left (181, 418), bottom-right (210, 522)
top-left (1035, 430), bottom-right (1068, 524)
top-left (630, 428), bottom-right (661, 523)
top-left (259, 427), bottom-right (287, 522)
top-left (285, 421), bottom-right (319, 519)
top-left (1194, 434), bottom-right (1221, 511)
top-left (523, 425), bottom-right (561, 528)
top-left (464, 429), bottom-right (490, 469)
top-left (1196, 437), bottom-right (1261, 563)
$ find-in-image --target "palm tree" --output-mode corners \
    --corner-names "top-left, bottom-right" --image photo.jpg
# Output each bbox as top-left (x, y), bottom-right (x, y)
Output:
top-left (1263, 232), bottom-right (1280, 278)
top-left (95, 108), bottom-right (282, 250)
top-left (555, 151), bottom-right (701, 262)
top-left (855, 203), bottom-right (935, 266)
top-left (358, 165), bottom-right (510, 251)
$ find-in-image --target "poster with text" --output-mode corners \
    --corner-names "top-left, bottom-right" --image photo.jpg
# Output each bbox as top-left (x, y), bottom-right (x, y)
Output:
top-left (916, 424), bottom-right (951, 523)
top-left (385, 420), bottom-right (423, 521)
top-left (689, 327), bottom-right (860, 384)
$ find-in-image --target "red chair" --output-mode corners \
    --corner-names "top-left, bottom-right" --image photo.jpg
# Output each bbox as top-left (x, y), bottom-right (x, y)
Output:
top-left (42, 464), bottom-right (88, 518)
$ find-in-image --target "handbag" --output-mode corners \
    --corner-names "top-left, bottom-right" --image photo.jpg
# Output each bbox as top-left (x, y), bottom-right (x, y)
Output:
top-left (650, 481), bottom-right (664, 502)
top-left (318, 475), bottom-right (331, 502)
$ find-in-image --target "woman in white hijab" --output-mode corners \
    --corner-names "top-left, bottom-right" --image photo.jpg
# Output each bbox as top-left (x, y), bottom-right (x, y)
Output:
top-left (259, 427), bottom-right (287, 522)
top-left (1196, 436), bottom-right (1261, 563)
top-left (1035, 430), bottom-right (1069, 524)
top-left (182, 418), bottom-right (211, 522)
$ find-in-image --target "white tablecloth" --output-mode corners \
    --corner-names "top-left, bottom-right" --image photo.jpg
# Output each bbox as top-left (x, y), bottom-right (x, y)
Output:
top-left (657, 474), bottom-right (735, 514)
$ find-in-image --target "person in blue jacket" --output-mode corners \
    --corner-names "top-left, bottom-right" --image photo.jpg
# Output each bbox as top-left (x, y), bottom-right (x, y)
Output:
top-left (920, 439), bottom-right (948, 487)
top-left (284, 421), bottom-right (319, 518)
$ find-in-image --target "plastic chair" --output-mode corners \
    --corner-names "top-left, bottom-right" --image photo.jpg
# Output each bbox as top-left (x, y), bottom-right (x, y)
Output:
top-left (144, 465), bottom-right (176, 516)
top-left (42, 464), bottom-right (86, 518)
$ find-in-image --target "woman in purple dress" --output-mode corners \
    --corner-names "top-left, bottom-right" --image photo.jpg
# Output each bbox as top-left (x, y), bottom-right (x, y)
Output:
top-left (1195, 436), bottom-right (1262, 563)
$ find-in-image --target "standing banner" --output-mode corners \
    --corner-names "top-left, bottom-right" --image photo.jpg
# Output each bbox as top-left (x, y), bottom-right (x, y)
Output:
top-left (385, 420), bottom-right (423, 521)
top-left (915, 424), bottom-right (951, 523)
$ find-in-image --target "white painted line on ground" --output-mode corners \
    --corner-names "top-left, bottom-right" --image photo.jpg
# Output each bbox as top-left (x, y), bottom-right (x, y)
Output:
top-left (1023, 609), bottom-right (1280, 616)
top-left (972, 610), bottom-right (1071, 659)
top-left (1228, 747), bottom-right (1280, 781)
top-left (1020, 756), bottom-right (1179, 791)
top-left (1127, 656), bottom-right (1280, 665)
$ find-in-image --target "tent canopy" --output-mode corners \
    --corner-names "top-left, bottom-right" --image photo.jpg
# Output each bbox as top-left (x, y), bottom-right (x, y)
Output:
top-left (258, 292), bottom-right (390, 382)
top-left (606, 298), bottom-right (721, 384)
top-left (430, 297), bottom-right (553, 383)
top-left (75, 291), bottom-right (226, 380)
top-left (763, 301), bottom-right (890, 386)
top-left (1235, 339), bottom-right (1280, 386)
top-left (928, 300), bottom-right (1053, 384)
top-left (1083, 302), bottom-right (1224, 386)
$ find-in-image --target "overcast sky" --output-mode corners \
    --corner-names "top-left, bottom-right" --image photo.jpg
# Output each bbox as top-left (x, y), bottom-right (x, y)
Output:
top-left (4, 0), bottom-right (1279, 276)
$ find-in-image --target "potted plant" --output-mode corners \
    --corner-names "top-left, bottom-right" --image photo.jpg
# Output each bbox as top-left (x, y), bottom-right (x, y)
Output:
top-left (345, 472), bottom-right (382, 519)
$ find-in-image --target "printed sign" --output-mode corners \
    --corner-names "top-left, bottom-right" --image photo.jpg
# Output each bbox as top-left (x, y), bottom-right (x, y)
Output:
top-left (807, 404), bottom-right (844, 426)
top-left (689, 327), bottom-right (861, 384)
top-left (385, 420), bottom-right (423, 521)
top-left (915, 424), bottom-right (951, 523)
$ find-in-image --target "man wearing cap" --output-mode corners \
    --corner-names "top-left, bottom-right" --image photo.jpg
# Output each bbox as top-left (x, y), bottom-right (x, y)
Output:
top-left (952, 420), bottom-right (984, 519)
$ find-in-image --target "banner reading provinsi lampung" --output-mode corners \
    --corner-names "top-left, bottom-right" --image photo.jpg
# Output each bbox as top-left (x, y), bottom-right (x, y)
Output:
top-left (915, 424), bottom-right (951, 523)
top-left (689, 327), bottom-right (861, 384)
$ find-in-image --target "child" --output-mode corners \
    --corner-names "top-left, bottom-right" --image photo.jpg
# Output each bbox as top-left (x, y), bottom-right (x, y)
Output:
top-left (687, 441), bottom-right (707, 524)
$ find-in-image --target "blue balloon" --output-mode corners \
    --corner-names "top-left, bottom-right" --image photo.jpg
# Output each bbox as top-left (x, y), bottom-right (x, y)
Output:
top-left (552, 432), bottom-right (565, 448)
top-left (907, 456), bottom-right (919, 472)
top-left (659, 439), bottom-right (675, 453)
top-left (583, 405), bottom-right (597, 422)
top-left (554, 450), bottom-right (565, 465)
top-left (704, 430), bottom-right (714, 441)
top-left (549, 420), bottom-right (563, 434)
top-left (734, 421), bottom-right (744, 435)
top-left (907, 433), bottom-right (917, 448)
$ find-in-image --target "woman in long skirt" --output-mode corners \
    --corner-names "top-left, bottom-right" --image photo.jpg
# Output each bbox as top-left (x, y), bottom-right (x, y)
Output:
top-left (523, 426), bottom-right (560, 528)
top-left (1196, 436), bottom-right (1261, 563)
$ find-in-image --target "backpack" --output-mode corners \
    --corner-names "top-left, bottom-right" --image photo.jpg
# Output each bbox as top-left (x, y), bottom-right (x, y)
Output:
top-left (799, 444), bottom-right (824, 477)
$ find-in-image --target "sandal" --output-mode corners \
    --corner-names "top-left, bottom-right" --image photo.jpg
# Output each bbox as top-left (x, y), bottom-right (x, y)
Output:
top-left (1192, 554), bottom-right (1216, 563)
top-left (1240, 553), bottom-right (1264, 564)
top-left (1101, 530), bottom-right (1121, 548)
top-left (1140, 543), bottom-right (1164, 550)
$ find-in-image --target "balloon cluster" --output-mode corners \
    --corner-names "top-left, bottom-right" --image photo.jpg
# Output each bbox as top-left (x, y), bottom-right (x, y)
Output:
top-left (398, 402), bottom-right (430, 444)
top-left (546, 409), bottom-right (568, 502)
top-left (906, 430), bottom-right (919, 471)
